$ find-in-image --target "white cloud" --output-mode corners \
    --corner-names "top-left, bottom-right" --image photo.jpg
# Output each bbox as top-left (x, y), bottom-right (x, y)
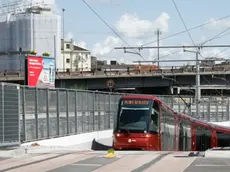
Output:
top-left (89, 13), bottom-right (229, 66)
top-left (115, 12), bottom-right (170, 38)
top-left (90, 12), bottom-right (171, 63)
top-left (205, 18), bottom-right (230, 30)
top-left (92, 36), bottom-right (122, 56)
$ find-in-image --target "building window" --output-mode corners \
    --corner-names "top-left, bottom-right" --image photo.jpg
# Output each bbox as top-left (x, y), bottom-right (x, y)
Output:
top-left (66, 58), bottom-right (70, 63)
top-left (66, 44), bottom-right (70, 49)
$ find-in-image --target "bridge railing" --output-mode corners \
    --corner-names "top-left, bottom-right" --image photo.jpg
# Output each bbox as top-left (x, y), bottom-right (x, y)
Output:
top-left (0, 65), bottom-right (230, 80)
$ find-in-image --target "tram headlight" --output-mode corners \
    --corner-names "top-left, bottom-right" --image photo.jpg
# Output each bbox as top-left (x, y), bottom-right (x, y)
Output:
top-left (145, 134), bottom-right (151, 138)
top-left (116, 133), bottom-right (125, 137)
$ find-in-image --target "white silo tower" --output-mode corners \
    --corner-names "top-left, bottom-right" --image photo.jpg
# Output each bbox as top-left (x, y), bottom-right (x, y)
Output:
top-left (0, 0), bottom-right (61, 71)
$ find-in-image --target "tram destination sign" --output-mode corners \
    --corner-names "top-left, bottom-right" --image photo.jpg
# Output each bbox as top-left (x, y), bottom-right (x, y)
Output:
top-left (124, 100), bottom-right (149, 105)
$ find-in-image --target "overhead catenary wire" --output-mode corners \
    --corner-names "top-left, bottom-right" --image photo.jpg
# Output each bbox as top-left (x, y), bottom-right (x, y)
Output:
top-left (171, 0), bottom-right (206, 61)
top-left (155, 30), bottom-right (230, 61)
top-left (166, 0), bottom-right (201, 72)
top-left (171, 0), bottom-right (227, 101)
top-left (201, 27), bottom-right (230, 45)
top-left (153, 50), bottom-right (182, 61)
top-left (211, 32), bottom-right (230, 41)
top-left (169, 0), bottom-right (227, 116)
top-left (195, 27), bottom-right (230, 96)
top-left (82, 0), bottom-right (230, 63)
top-left (202, 30), bottom-right (230, 58)
top-left (197, 27), bottom-right (230, 59)
top-left (171, 0), bottom-right (197, 48)
top-left (141, 14), bottom-right (230, 47)
top-left (215, 47), bottom-right (230, 57)
top-left (80, 0), bottom-right (146, 60)
top-left (218, 51), bottom-right (230, 57)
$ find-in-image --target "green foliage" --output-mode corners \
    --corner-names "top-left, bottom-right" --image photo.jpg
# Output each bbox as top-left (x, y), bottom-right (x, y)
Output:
top-left (42, 52), bottom-right (50, 56)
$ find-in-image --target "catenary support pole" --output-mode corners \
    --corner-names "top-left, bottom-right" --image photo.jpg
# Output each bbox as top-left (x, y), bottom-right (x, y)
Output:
top-left (156, 29), bottom-right (162, 67)
top-left (196, 51), bottom-right (200, 117)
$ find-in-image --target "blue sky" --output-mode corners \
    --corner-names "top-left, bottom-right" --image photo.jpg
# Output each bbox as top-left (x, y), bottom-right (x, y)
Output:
top-left (56, 0), bottom-right (230, 64)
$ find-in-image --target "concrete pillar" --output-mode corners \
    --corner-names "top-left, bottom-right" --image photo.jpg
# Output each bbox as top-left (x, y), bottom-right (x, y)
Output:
top-left (170, 87), bottom-right (173, 94)
top-left (177, 87), bottom-right (181, 94)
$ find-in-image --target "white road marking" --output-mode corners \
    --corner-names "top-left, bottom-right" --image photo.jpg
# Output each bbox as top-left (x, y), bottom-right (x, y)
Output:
top-left (195, 164), bottom-right (228, 167)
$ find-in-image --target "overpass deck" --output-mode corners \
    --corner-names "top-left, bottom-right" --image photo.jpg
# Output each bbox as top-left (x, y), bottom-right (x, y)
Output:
top-left (0, 68), bottom-right (230, 81)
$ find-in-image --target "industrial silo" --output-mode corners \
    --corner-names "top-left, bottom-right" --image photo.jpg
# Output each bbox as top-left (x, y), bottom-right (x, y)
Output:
top-left (0, 0), bottom-right (61, 72)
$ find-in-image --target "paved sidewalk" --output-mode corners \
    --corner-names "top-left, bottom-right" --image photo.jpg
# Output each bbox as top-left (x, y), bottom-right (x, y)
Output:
top-left (0, 151), bottom-right (229, 172)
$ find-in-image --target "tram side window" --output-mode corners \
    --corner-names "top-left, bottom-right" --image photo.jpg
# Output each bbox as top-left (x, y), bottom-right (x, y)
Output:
top-left (161, 108), bottom-right (174, 151)
top-left (149, 101), bottom-right (159, 133)
top-left (196, 127), bottom-right (211, 151)
top-left (217, 132), bottom-right (230, 147)
top-left (179, 121), bottom-right (191, 151)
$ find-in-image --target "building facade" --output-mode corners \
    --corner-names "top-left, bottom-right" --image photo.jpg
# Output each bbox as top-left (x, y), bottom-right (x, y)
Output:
top-left (60, 39), bottom-right (91, 72)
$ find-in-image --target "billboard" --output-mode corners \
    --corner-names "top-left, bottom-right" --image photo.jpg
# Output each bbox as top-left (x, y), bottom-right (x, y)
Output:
top-left (26, 55), bottom-right (55, 88)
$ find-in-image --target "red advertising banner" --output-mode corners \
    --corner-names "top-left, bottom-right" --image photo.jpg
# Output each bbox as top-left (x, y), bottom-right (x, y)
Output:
top-left (28, 56), bottom-right (43, 87)
top-left (27, 55), bottom-right (55, 88)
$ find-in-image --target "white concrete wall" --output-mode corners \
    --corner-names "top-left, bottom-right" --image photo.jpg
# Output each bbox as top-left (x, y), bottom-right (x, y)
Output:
top-left (205, 149), bottom-right (230, 158)
top-left (21, 129), bottom-right (113, 147)
top-left (77, 53), bottom-right (91, 71)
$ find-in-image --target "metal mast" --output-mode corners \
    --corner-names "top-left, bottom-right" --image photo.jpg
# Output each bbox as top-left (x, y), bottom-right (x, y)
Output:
top-left (183, 48), bottom-right (201, 117)
top-left (155, 29), bottom-right (162, 66)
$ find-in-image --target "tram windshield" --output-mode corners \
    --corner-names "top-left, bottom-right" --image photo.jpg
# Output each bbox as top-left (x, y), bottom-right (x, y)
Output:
top-left (118, 99), bottom-right (152, 133)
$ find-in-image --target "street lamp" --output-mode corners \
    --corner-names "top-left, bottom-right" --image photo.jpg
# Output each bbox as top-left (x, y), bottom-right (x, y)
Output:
top-left (62, 8), bottom-right (65, 40)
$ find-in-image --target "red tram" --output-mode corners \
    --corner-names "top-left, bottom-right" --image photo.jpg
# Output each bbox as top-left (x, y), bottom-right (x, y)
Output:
top-left (112, 95), bottom-right (230, 151)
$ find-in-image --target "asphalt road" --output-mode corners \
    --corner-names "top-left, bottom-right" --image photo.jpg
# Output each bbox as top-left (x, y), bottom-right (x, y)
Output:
top-left (184, 157), bottom-right (230, 172)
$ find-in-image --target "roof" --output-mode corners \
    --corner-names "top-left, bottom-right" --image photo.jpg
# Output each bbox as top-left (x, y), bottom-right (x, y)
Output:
top-left (73, 45), bottom-right (89, 52)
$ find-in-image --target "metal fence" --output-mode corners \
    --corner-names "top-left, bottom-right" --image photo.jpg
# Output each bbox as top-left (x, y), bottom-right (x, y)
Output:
top-left (20, 86), bottom-right (230, 143)
top-left (20, 86), bottom-right (124, 142)
top-left (157, 95), bottom-right (230, 122)
top-left (1, 82), bottom-right (230, 146)
top-left (0, 83), bottom-right (20, 147)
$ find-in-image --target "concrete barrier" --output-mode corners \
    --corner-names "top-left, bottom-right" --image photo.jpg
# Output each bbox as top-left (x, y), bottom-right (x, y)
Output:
top-left (21, 129), bottom-right (113, 147)
top-left (205, 148), bottom-right (230, 158)
top-left (0, 129), bottom-right (113, 157)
